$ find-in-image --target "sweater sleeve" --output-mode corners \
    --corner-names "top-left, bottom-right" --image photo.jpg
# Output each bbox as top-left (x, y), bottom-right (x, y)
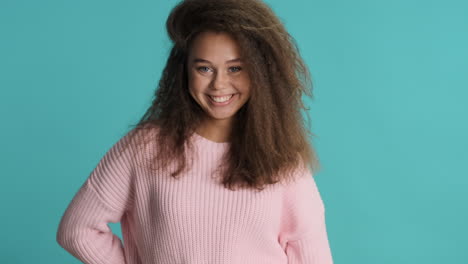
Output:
top-left (279, 165), bottom-right (334, 264)
top-left (56, 129), bottom-right (139, 264)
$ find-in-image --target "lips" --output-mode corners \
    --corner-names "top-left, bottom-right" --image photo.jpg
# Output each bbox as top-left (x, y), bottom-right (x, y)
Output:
top-left (206, 93), bottom-right (237, 106)
top-left (209, 94), bottom-right (234, 102)
top-left (209, 93), bottom-right (235, 97)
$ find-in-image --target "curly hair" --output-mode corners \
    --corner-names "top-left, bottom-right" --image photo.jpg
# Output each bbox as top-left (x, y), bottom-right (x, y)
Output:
top-left (124, 0), bottom-right (320, 191)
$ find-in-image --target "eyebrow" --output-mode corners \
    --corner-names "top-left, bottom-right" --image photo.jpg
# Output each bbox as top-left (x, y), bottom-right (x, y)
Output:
top-left (192, 58), bottom-right (243, 64)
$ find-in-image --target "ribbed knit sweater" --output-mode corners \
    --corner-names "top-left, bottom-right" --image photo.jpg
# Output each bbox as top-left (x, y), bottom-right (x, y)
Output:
top-left (56, 127), bottom-right (334, 264)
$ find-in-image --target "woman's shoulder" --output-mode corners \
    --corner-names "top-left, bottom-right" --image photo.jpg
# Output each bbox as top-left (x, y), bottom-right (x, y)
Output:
top-left (127, 123), bottom-right (160, 143)
top-left (114, 124), bottom-right (159, 159)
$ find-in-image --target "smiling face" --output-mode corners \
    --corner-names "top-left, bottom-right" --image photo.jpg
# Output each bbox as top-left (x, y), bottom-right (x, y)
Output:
top-left (187, 31), bottom-right (251, 128)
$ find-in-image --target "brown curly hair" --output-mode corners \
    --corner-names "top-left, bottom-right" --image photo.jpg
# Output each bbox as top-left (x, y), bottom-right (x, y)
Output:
top-left (124, 0), bottom-right (320, 191)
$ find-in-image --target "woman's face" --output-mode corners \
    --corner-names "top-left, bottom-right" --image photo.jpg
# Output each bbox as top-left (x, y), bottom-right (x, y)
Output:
top-left (187, 31), bottom-right (251, 125)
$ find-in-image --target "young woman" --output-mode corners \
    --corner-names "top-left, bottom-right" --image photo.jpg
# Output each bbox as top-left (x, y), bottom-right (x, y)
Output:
top-left (56, 0), bottom-right (334, 263)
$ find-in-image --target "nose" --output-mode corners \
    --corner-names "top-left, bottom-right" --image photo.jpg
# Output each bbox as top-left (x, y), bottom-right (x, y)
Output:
top-left (212, 70), bottom-right (229, 90)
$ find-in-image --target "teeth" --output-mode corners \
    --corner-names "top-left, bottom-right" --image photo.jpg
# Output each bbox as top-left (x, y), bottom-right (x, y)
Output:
top-left (210, 94), bottom-right (233, 103)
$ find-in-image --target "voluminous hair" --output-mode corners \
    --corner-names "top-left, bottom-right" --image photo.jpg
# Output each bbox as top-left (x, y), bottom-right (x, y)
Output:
top-left (124, 0), bottom-right (320, 191)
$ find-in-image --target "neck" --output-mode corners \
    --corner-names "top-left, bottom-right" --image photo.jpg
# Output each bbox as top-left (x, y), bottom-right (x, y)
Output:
top-left (196, 117), bottom-right (233, 143)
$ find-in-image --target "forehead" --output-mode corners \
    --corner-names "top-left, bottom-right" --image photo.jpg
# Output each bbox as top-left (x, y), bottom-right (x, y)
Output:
top-left (188, 31), bottom-right (242, 60)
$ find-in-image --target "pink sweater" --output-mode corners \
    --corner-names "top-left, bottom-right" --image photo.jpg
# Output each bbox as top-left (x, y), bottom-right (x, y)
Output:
top-left (56, 127), bottom-right (334, 264)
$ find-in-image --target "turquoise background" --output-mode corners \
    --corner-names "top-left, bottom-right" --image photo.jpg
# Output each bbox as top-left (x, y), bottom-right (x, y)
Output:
top-left (1, 0), bottom-right (467, 263)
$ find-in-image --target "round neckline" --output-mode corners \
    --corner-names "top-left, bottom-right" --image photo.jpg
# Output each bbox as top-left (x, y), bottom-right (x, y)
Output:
top-left (192, 131), bottom-right (230, 146)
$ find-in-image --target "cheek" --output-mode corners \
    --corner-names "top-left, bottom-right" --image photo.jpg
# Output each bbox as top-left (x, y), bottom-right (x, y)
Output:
top-left (235, 77), bottom-right (251, 94)
top-left (188, 78), bottom-right (207, 103)
top-left (189, 75), bottom-right (209, 92)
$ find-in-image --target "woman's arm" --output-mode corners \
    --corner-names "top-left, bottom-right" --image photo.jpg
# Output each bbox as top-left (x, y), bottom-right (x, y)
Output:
top-left (56, 129), bottom-right (139, 264)
top-left (279, 165), bottom-right (334, 264)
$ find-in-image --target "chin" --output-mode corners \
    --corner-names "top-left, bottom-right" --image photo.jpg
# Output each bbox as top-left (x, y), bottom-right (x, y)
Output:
top-left (204, 110), bottom-right (238, 120)
top-left (208, 114), bottom-right (236, 121)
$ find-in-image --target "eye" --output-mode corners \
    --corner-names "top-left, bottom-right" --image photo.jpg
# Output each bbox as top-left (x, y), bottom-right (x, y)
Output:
top-left (229, 66), bottom-right (242, 73)
top-left (197, 66), bottom-right (212, 73)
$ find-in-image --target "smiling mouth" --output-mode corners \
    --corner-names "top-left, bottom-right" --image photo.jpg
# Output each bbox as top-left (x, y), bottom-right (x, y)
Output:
top-left (209, 94), bottom-right (235, 102)
top-left (206, 93), bottom-right (237, 105)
